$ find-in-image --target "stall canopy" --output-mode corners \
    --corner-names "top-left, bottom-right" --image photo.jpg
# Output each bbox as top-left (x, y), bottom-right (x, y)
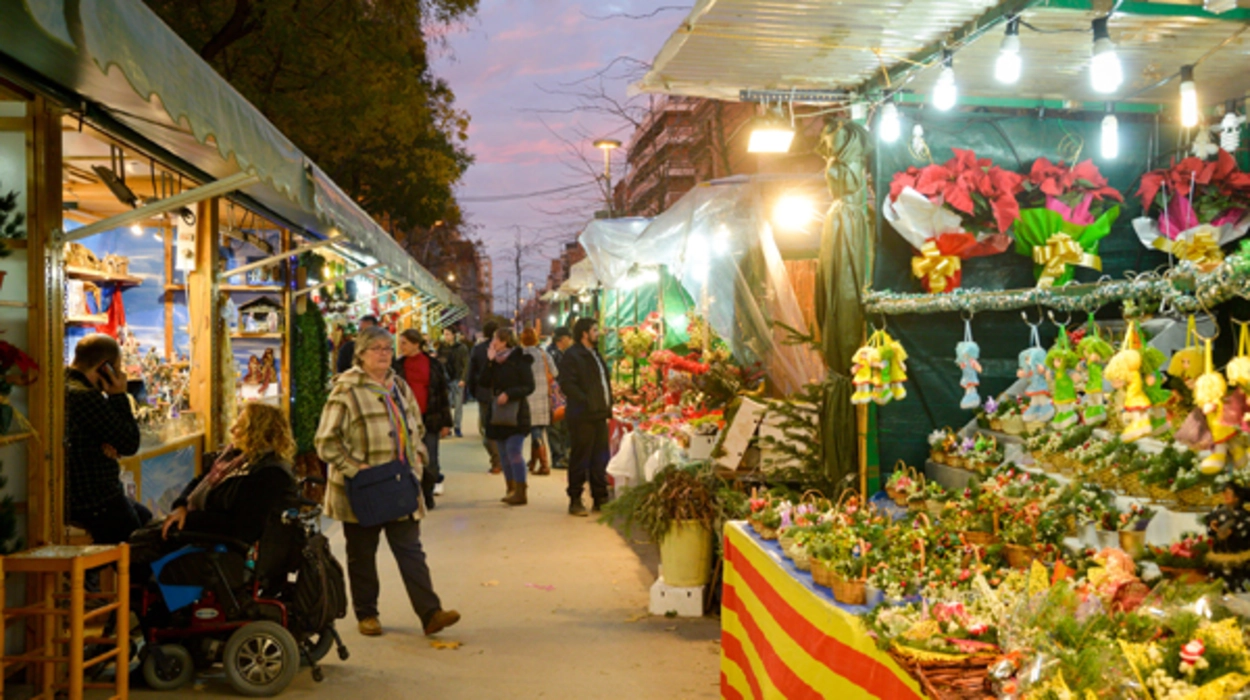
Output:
top-left (634, 1), bottom-right (1250, 107)
top-left (579, 175), bottom-right (825, 395)
top-left (559, 258), bottom-right (603, 295)
top-left (0, 0), bottom-right (466, 316)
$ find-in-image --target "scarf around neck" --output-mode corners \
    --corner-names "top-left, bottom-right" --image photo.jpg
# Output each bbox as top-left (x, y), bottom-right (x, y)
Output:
top-left (187, 445), bottom-right (252, 512)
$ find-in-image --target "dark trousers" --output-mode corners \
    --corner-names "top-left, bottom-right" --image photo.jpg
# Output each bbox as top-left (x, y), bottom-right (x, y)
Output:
top-left (421, 430), bottom-right (440, 508)
top-left (71, 492), bottom-right (153, 545)
top-left (343, 518), bottom-right (442, 627)
top-left (566, 419), bottom-right (610, 503)
top-left (548, 421), bottom-right (570, 469)
top-left (476, 392), bottom-right (501, 470)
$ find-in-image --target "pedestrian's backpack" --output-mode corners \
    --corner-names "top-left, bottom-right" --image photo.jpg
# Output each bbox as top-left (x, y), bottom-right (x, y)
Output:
top-left (293, 532), bottom-right (348, 633)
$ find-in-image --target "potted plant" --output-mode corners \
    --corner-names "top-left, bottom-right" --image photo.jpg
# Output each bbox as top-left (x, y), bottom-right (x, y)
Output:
top-left (1145, 534), bottom-right (1211, 584)
top-left (600, 463), bottom-right (726, 587)
top-left (1117, 502), bottom-right (1155, 559)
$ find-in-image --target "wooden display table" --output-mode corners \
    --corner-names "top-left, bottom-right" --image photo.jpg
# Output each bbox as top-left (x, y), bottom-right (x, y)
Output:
top-left (0, 544), bottom-right (130, 700)
top-left (721, 522), bottom-right (923, 699)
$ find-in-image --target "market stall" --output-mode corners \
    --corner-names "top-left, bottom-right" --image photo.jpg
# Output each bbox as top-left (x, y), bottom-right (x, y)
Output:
top-left (628, 1), bottom-right (1250, 697)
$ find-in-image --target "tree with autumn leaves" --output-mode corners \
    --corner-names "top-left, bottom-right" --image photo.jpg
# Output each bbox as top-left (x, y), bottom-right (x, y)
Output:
top-left (142, 0), bottom-right (477, 231)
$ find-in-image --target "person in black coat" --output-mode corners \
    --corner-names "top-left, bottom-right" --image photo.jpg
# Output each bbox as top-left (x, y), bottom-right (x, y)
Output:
top-left (130, 403), bottom-right (298, 588)
top-left (336, 315), bottom-right (378, 374)
top-left (465, 320), bottom-right (503, 474)
top-left (479, 327), bottom-right (535, 506)
top-left (395, 329), bottom-right (454, 508)
top-left (557, 318), bottom-right (614, 516)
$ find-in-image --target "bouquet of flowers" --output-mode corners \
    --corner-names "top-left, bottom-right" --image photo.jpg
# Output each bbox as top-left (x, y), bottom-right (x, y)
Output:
top-left (1133, 150), bottom-right (1250, 271)
top-left (885, 149), bottom-right (1024, 292)
top-left (1014, 158), bottom-right (1122, 287)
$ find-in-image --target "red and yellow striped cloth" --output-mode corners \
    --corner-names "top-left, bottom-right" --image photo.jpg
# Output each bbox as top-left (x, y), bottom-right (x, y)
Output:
top-left (721, 522), bottom-right (924, 699)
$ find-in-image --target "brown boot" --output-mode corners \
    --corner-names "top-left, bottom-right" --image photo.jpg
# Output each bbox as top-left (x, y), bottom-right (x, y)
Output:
top-left (536, 443), bottom-right (551, 476)
top-left (501, 478), bottom-right (514, 502)
top-left (503, 482), bottom-right (528, 506)
top-left (527, 455), bottom-right (538, 474)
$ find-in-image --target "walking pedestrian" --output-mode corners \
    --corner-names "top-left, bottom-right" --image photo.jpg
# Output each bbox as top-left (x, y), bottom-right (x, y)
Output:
top-left (520, 328), bottom-right (557, 476)
top-left (479, 328), bottom-right (535, 505)
top-left (466, 320), bottom-right (503, 475)
top-left (557, 318), bottom-right (614, 516)
top-left (546, 327), bottom-right (574, 470)
top-left (335, 315), bottom-right (378, 374)
top-left (315, 326), bottom-right (460, 638)
top-left (437, 327), bottom-right (468, 437)
top-left (395, 330), bottom-right (453, 507)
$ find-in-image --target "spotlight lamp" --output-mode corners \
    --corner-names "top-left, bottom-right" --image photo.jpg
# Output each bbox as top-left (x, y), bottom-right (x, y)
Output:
top-left (747, 105), bottom-right (796, 154)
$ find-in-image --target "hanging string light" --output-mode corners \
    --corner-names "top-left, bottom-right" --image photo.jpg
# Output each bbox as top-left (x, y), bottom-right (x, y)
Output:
top-left (878, 99), bottom-right (901, 143)
top-left (1101, 103), bottom-right (1119, 160)
top-left (995, 18), bottom-right (1022, 84)
top-left (1089, 17), bottom-right (1123, 94)
top-left (933, 50), bottom-right (958, 111)
top-left (1179, 65), bottom-right (1200, 128)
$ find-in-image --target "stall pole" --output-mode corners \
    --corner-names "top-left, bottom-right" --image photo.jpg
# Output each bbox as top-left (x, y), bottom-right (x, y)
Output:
top-left (30, 94), bottom-right (59, 548)
top-left (188, 199), bottom-right (223, 450)
top-left (281, 228), bottom-right (293, 419)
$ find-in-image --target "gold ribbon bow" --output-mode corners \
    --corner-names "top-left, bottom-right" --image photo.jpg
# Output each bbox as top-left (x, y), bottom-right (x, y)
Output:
top-left (1157, 228), bottom-right (1223, 271)
top-left (1031, 233), bottom-right (1101, 288)
top-left (911, 241), bottom-right (960, 293)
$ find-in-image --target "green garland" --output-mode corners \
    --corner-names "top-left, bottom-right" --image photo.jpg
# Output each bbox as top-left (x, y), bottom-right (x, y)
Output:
top-left (863, 240), bottom-right (1250, 316)
top-left (291, 302), bottom-right (331, 455)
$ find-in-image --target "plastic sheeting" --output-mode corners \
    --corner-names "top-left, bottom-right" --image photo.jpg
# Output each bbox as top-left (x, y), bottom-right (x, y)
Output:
top-left (579, 175), bottom-right (827, 395)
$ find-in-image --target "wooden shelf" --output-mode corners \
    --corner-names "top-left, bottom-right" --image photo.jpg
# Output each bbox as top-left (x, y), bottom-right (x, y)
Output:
top-left (66, 315), bottom-right (107, 325)
top-left (164, 284), bottom-right (186, 293)
top-left (221, 284), bottom-right (284, 292)
top-left (231, 333), bottom-right (282, 339)
top-left (0, 432), bottom-right (33, 448)
top-left (65, 265), bottom-right (142, 288)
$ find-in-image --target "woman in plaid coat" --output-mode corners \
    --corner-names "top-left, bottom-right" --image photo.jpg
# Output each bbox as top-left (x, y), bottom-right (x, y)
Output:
top-left (315, 325), bottom-right (460, 639)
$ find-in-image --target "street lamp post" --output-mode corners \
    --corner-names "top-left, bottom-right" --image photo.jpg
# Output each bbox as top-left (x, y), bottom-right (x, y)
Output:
top-left (593, 139), bottom-right (621, 217)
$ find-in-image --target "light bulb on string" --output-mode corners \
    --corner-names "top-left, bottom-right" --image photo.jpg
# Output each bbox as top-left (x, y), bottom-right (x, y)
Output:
top-left (1090, 17), bottom-right (1122, 94)
top-left (932, 50), bottom-right (957, 111)
top-left (1101, 104), bottom-right (1119, 160)
top-left (130, 223), bottom-right (144, 236)
top-left (995, 18), bottom-right (1022, 84)
top-left (1220, 100), bottom-right (1245, 153)
top-left (878, 100), bottom-right (901, 142)
top-left (1179, 65), bottom-right (1199, 128)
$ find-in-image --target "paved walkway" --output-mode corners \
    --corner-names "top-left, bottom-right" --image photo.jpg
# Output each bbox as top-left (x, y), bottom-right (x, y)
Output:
top-left (142, 403), bottom-right (721, 698)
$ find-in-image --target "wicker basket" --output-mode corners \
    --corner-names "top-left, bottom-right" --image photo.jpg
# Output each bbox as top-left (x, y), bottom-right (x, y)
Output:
top-left (1001, 415), bottom-right (1025, 435)
top-left (1159, 566), bottom-right (1209, 584)
top-left (890, 646), bottom-right (996, 700)
top-left (810, 559), bottom-right (833, 587)
top-left (1004, 543), bottom-right (1038, 569)
top-left (989, 418), bottom-right (1004, 431)
top-left (829, 574), bottom-right (867, 606)
top-left (1175, 486), bottom-right (1220, 510)
top-left (790, 544), bottom-right (811, 571)
top-left (1116, 472), bottom-right (1146, 498)
top-left (1145, 482), bottom-right (1178, 506)
top-left (960, 530), bottom-right (999, 546)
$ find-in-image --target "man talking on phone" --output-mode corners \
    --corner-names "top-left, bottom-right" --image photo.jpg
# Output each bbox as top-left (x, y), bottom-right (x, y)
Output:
top-left (65, 334), bottom-right (150, 544)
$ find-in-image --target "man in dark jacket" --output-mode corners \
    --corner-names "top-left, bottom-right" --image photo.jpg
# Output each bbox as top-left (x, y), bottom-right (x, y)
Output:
top-left (465, 320), bottom-right (502, 473)
top-left (557, 318), bottom-right (614, 516)
top-left (437, 327), bottom-right (469, 437)
top-left (335, 315), bottom-right (378, 374)
top-left (65, 334), bottom-right (151, 543)
top-left (546, 327), bottom-right (574, 470)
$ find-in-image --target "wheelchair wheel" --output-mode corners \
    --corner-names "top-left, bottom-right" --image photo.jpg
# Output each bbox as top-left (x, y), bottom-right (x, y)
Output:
top-left (224, 621), bottom-right (301, 697)
top-left (141, 644), bottom-right (194, 691)
top-left (303, 626), bottom-right (335, 665)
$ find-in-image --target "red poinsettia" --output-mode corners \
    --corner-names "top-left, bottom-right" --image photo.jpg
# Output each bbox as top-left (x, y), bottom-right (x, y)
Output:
top-left (1138, 150), bottom-right (1250, 219)
top-left (889, 149), bottom-right (1025, 234)
top-left (1026, 158), bottom-right (1123, 203)
top-left (0, 340), bottom-right (38, 395)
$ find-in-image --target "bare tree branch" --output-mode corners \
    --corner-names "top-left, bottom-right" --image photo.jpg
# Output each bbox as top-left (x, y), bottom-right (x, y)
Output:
top-left (581, 5), bottom-right (691, 21)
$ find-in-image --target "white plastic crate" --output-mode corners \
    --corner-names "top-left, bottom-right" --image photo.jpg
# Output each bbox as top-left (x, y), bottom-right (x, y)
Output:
top-left (649, 575), bottom-right (705, 617)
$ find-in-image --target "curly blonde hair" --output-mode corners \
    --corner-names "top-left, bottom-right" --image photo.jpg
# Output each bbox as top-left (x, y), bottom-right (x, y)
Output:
top-left (233, 402), bottom-right (296, 463)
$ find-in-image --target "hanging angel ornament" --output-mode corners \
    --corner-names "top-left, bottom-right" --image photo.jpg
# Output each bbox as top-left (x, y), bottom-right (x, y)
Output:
top-left (1018, 317), bottom-right (1054, 424)
top-left (1194, 338), bottom-right (1235, 474)
top-left (1167, 316), bottom-right (1205, 410)
top-left (1077, 317), bottom-right (1114, 425)
top-left (1220, 321), bottom-right (1250, 469)
top-left (1105, 321), bottom-right (1154, 442)
top-left (1046, 324), bottom-right (1080, 430)
top-left (874, 330), bottom-right (908, 405)
top-left (851, 345), bottom-right (878, 405)
top-left (955, 318), bottom-right (982, 410)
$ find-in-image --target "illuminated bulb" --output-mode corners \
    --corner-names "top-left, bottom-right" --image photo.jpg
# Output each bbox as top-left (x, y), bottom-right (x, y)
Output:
top-left (747, 123), bottom-right (794, 154)
top-left (572, 303), bottom-right (581, 312)
top-left (130, 223), bottom-right (143, 236)
top-left (772, 195), bottom-right (817, 232)
top-left (878, 101), bottom-right (901, 143)
top-left (1090, 18), bottom-right (1122, 94)
top-left (1101, 111), bottom-right (1119, 160)
top-left (1179, 65), bottom-right (1199, 128)
top-left (932, 57), bottom-right (957, 111)
top-left (995, 19), bottom-right (1022, 84)
top-left (548, 315), bottom-right (556, 324)
top-left (1220, 108), bottom-right (1245, 153)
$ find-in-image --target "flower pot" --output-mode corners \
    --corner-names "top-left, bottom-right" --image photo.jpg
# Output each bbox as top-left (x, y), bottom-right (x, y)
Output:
top-left (810, 559), bottom-right (833, 587)
top-left (1095, 529), bottom-right (1119, 550)
top-left (830, 575), bottom-right (867, 606)
top-left (1119, 530), bottom-right (1146, 560)
top-left (659, 520), bottom-right (713, 587)
top-left (1004, 544), bottom-right (1038, 570)
top-left (1158, 566), bottom-right (1208, 584)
